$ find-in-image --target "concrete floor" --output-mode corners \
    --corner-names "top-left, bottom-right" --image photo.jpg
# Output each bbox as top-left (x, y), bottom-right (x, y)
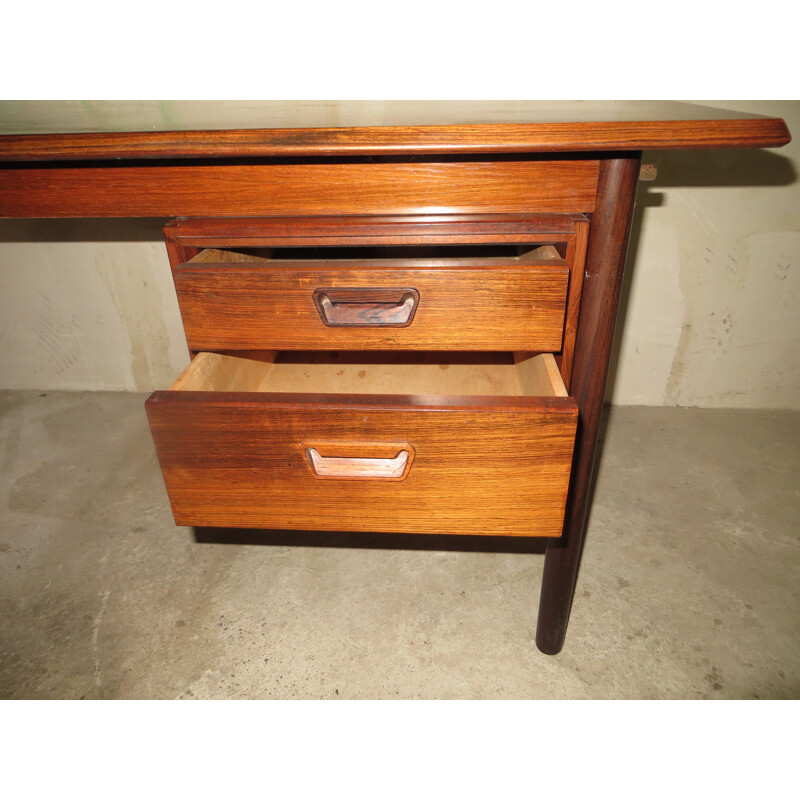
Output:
top-left (1, 390), bottom-right (798, 699)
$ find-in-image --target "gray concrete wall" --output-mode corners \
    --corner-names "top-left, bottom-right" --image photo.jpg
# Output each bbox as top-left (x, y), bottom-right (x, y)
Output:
top-left (609, 101), bottom-right (799, 408)
top-left (0, 101), bottom-right (797, 407)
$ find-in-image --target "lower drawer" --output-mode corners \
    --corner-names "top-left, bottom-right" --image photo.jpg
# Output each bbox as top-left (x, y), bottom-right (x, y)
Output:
top-left (145, 351), bottom-right (577, 536)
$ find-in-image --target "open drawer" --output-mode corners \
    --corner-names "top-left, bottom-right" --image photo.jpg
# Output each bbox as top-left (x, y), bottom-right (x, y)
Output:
top-left (145, 351), bottom-right (577, 536)
top-left (171, 246), bottom-right (570, 352)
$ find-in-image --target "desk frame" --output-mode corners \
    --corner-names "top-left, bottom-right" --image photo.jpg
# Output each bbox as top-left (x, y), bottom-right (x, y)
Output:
top-left (0, 103), bottom-right (789, 653)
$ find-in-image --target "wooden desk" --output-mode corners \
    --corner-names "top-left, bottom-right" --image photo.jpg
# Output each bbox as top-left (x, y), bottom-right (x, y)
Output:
top-left (0, 101), bottom-right (790, 654)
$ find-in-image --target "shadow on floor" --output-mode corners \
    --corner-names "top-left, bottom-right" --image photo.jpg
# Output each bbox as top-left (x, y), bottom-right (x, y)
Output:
top-left (193, 527), bottom-right (549, 555)
top-left (192, 407), bottom-right (617, 557)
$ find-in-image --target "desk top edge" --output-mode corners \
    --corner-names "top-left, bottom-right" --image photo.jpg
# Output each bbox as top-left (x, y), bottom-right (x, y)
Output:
top-left (0, 101), bottom-right (790, 160)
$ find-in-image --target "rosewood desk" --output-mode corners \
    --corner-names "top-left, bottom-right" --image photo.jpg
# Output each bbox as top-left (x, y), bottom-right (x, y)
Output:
top-left (0, 101), bottom-right (790, 654)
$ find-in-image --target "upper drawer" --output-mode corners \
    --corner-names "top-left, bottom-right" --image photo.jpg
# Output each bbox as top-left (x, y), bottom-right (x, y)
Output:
top-left (172, 246), bottom-right (569, 351)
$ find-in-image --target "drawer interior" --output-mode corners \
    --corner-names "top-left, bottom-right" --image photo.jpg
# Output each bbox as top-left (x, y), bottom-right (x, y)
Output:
top-left (170, 351), bottom-right (568, 398)
top-left (188, 243), bottom-right (566, 265)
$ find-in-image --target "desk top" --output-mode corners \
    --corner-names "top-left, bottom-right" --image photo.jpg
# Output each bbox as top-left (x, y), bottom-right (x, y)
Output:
top-left (0, 101), bottom-right (790, 160)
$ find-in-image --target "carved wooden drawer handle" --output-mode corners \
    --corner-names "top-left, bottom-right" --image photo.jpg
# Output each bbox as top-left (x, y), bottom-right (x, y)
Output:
top-left (305, 447), bottom-right (412, 480)
top-left (313, 288), bottom-right (419, 327)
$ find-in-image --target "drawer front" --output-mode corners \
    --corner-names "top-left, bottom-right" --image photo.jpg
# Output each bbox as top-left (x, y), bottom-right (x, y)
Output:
top-left (1, 159), bottom-right (600, 218)
top-left (146, 393), bottom-right (576, 536)
top-left (172, 257), bottom-right (569, 351)
top-left (146, 351), bottom-right (577, 537)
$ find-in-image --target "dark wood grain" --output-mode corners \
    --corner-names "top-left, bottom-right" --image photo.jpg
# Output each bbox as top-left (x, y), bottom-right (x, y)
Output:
top-left (164, 215), bottom-right (586, 375)
top-left (0, 101), bottom-right (790, 159)
top-left (312, 288), bottom-right (420, 328)
top-left (554, 218), bottom-right (589, 391)
top-left (172, 254), bottom-right (569, 352)
top-left (3, 103), bottom-right (787, 653)
top-left (536, 155), bottom-right (642, 655)
top-left (166, 213), bottom-right (590, 247)
top-left (146, 388), bottom-right (577, 536)
top-left (163, 221), bottom-right (200, 269)
top-left (0, 159), bottom-right (600, 218)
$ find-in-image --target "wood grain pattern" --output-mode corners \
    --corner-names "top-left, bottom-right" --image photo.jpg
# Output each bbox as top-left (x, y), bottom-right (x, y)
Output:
top-left (163, 221), bottom-right (201, 272)
top-left (170, 351), bottom-right (564, 398)
top-left (165, 214), bottom-right (586, 248)
top-left (164, 214), bottom-right (587, 379)
top-left (0, 159), bottom-right (600, 218)
top-left (146, 350), bottom-right (576, 536)
top-left (313, 288), bottom-right (419, 328)
top-left (0, 101), bottom-right (789, 159)
top-left (169, 350), bottom-right (276, 391)
top-left (557, 217), bottom-right (589, 390)
top-left (514, 351), bottom-right (569, 398)
top-left (173, 251), bottom-right (569, 352)
top-left (537, 155), bottom-right (642, 654)
top-left (2, 103), bottom-right (791, 653)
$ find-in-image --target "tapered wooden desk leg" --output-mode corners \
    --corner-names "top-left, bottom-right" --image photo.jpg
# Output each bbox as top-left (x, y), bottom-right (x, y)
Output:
top-left (536, 154), bottom-right (642, 655)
